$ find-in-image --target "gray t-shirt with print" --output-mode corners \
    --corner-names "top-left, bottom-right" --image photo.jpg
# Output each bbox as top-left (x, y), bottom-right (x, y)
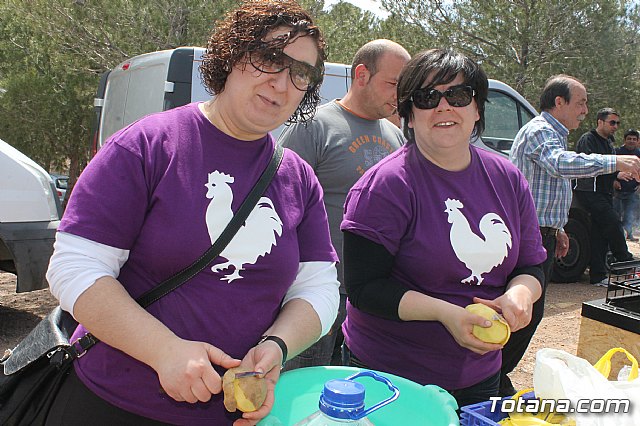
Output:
top-left (278, 100), bottom-right (405, 289)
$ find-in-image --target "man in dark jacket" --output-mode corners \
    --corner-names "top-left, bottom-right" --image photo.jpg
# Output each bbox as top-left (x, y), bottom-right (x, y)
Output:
top-left (574, 108), bottom-right (635, 285)
top-left (614, 129), bottom-right (640, 241)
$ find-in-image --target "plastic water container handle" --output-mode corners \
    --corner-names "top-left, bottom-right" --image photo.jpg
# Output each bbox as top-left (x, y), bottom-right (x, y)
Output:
top-left (344, 370), bottom-right (400, 420)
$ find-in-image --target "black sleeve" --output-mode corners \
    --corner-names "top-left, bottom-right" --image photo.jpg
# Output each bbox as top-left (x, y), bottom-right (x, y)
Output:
top-left (342, 231), bottom-right (410, 321)
top-left (505, 263), bottom-right (545, 291)
top-left (575, 132), bottom-right (592, 154)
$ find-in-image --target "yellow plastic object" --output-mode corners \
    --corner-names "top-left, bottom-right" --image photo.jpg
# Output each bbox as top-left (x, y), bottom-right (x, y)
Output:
top-left (498, 388), bottom-right (576, 426)
top-left (510, 388), bottom-right (534, 401)
top-left (593, 347), bottom-right (639, 381)
top-left (465, 303), bottom-right (511, 345)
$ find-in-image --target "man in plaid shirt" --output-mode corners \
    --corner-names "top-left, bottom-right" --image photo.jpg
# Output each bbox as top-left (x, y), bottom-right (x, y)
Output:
top-left (504, 74), bottom-right (640, 396)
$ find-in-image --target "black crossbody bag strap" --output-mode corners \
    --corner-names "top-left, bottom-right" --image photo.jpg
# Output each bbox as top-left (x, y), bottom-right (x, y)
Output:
top-left (73, 144), bottom-right (284, 353)
top-left (136, 144), bottom-right (284, 308)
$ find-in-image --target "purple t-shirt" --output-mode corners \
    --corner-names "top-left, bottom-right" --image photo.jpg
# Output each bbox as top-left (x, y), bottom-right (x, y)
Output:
top-left (61, 103), bottom-right (337, 424)
top-left (341, 143), bottom-right (546, 390)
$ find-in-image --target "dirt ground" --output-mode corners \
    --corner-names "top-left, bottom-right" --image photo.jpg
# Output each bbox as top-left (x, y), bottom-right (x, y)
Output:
top-left (1, 243), bottom-right (638, 390)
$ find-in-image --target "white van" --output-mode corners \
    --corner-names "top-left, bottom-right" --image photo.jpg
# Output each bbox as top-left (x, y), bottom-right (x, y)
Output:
top-left (91, 47), bottom-right (538, 157)
top-left (90, 47), bottom-right (351, 154)
top-left (0, 139), bottom-right (61, 292)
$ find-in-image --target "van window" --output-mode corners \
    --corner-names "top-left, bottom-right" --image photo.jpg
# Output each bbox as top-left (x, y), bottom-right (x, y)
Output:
top-left (191, 49), bottom-right (211, 102)
top-left (483, 90), bottom-right (534, 154)
top-left (125, 61), bottom-right (168, 124)
top-left (100, 71), bottom-right (130, 144)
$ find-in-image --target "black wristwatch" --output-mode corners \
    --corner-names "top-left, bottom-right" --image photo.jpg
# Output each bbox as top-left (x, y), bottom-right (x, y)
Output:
top-left (258, 335), bottom-right (288, 368)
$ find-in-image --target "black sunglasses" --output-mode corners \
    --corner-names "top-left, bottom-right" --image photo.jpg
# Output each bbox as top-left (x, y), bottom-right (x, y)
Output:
top-left (411, 85), bottom-right (475, 110)
top-left (608, 120), bottom-right (621, 126)
top-left (248, 48), bottom-right (322, 92)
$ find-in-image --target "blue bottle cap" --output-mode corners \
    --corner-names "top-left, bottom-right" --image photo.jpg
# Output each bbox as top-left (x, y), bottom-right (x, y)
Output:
top-left (318, 379), bottom-right (366, 420)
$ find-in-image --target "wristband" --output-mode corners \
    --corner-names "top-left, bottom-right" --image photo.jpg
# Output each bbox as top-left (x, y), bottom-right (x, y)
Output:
top-left (258, 335), bottom-right (288, 368)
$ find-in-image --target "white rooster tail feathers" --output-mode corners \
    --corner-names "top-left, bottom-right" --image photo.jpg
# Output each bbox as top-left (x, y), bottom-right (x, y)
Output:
top-left (256, 197), bottom-right (277, 211)
top-left (479, 213), bottom-right (513, 250)
top-left (253, 197), bottom-right (284, 236)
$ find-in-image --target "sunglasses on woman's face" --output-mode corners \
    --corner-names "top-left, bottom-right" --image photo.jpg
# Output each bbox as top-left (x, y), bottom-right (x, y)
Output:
top-left (411, 85), bottom-right (475, 110)
top-left (249, 48), bottom-right (322, 92)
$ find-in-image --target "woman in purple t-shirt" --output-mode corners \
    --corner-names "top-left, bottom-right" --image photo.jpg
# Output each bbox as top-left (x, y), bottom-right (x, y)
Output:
top-left (340, 49), bottom-right (546, 408)
top-left (44, 2), bottom-right (339, 425)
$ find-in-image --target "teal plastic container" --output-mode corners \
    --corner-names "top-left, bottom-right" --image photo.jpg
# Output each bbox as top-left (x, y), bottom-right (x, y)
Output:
top-left (258, 366), bottom-right (459, 426)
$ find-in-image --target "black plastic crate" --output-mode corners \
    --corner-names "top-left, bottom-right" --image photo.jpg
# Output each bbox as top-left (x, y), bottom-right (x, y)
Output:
top-left (605, 259), bottom-right (640, 316)
top-left (582, 298), bottom-right (640, 334)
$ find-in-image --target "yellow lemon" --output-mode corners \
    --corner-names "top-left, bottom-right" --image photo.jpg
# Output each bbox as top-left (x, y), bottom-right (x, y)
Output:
top-left (465, 303), bottom-right (511, 345)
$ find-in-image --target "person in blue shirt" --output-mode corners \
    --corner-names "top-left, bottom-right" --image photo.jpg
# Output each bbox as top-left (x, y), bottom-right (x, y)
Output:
top-left (614, 129), bottom-right (640, 241)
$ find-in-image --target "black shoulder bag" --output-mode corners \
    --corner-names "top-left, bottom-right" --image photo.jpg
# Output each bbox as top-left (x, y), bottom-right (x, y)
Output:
top-left (0, 145), bottom-right (284, 426)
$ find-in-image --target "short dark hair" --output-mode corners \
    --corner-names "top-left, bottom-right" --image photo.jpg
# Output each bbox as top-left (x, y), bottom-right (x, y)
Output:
top-left (396, 48), bottom-right (488, 142)
top-left (624, 128), bottom-right (640, 139)
top-left (539, 74), bottom-right (582, 112)
top-left (350, 40), bottom-right (388, 79)
top-left (596, 107), bottom-right (619, 123)
top-left (199, 0), bottom-right (326, 124)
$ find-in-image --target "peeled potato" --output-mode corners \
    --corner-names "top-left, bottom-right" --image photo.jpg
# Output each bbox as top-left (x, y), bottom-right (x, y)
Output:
top-left (465, 303), bottom-right (511, 345)
top-left (222, 367), bottom-right (267, 413)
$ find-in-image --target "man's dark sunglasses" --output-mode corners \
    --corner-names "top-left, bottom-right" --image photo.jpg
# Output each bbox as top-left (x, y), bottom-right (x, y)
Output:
top-left (411, 85), bottom-right (475, 110)
top-left (608, 120), bottom-right (621, 126)
top-left (249, 48), bottom-right (322, 92)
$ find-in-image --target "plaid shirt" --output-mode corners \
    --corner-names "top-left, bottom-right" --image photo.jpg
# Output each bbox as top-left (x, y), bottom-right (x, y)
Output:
top-left (510, 112), bottom-right (616, 229)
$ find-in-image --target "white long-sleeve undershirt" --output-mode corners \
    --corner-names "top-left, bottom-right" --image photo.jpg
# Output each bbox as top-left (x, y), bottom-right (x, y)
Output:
top-left (46, 231), bottom-right (339, 336)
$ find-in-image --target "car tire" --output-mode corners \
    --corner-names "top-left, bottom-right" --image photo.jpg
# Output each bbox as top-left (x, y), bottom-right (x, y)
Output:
top-left (552, 217), bottom-right (590, 283)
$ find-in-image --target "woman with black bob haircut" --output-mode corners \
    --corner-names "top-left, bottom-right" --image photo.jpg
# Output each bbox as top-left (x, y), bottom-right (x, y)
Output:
top-left (340, 48), bottom-right (546, 407)
top-left (45, 1), bottom-right (339, 424)
top-left (397, 48), bottom-right (488, 143)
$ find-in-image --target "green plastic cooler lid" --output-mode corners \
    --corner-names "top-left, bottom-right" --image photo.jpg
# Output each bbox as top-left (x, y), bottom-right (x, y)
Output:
top-left (258, 366), bottom-right (459, 426)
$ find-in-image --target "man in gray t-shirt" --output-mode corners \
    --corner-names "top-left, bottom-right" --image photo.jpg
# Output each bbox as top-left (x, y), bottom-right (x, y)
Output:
top-left (279, 39), bottom-right (409, 369)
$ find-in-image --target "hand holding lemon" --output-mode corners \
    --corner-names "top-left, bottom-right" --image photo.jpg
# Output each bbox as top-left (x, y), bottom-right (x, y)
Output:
top-left (465, 303), bottom-right (511, 345)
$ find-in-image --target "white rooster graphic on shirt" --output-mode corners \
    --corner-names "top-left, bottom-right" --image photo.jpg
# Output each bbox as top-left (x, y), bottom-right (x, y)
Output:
top-left (204, 171), bottom-right (283, 283)
top-left (444, 198), bottom-right (512, 285)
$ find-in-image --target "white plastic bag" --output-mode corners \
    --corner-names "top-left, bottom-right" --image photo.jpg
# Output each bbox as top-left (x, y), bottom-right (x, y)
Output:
top-left (533, 348), bottom-right (640, 426)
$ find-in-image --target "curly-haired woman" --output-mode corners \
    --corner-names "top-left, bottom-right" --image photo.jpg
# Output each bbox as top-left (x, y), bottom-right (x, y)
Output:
top-left (44, 1), bottom-right (339, 424)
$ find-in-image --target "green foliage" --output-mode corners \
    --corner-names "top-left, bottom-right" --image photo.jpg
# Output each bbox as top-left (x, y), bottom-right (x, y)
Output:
top-left (377, 14), bottom-right (435, 56)
top-left (379, 0), bottom-right (640, 146)
top-left (1, 0), bottom-right (639, 180)
top-left (0, 0), bottom-right (238, 179)
top-left (315, 2), bottom-right (382, 63)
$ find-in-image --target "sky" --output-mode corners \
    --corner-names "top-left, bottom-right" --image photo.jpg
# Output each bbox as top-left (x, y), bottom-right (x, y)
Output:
top-left (323, 0), bottom-right (390, 18)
